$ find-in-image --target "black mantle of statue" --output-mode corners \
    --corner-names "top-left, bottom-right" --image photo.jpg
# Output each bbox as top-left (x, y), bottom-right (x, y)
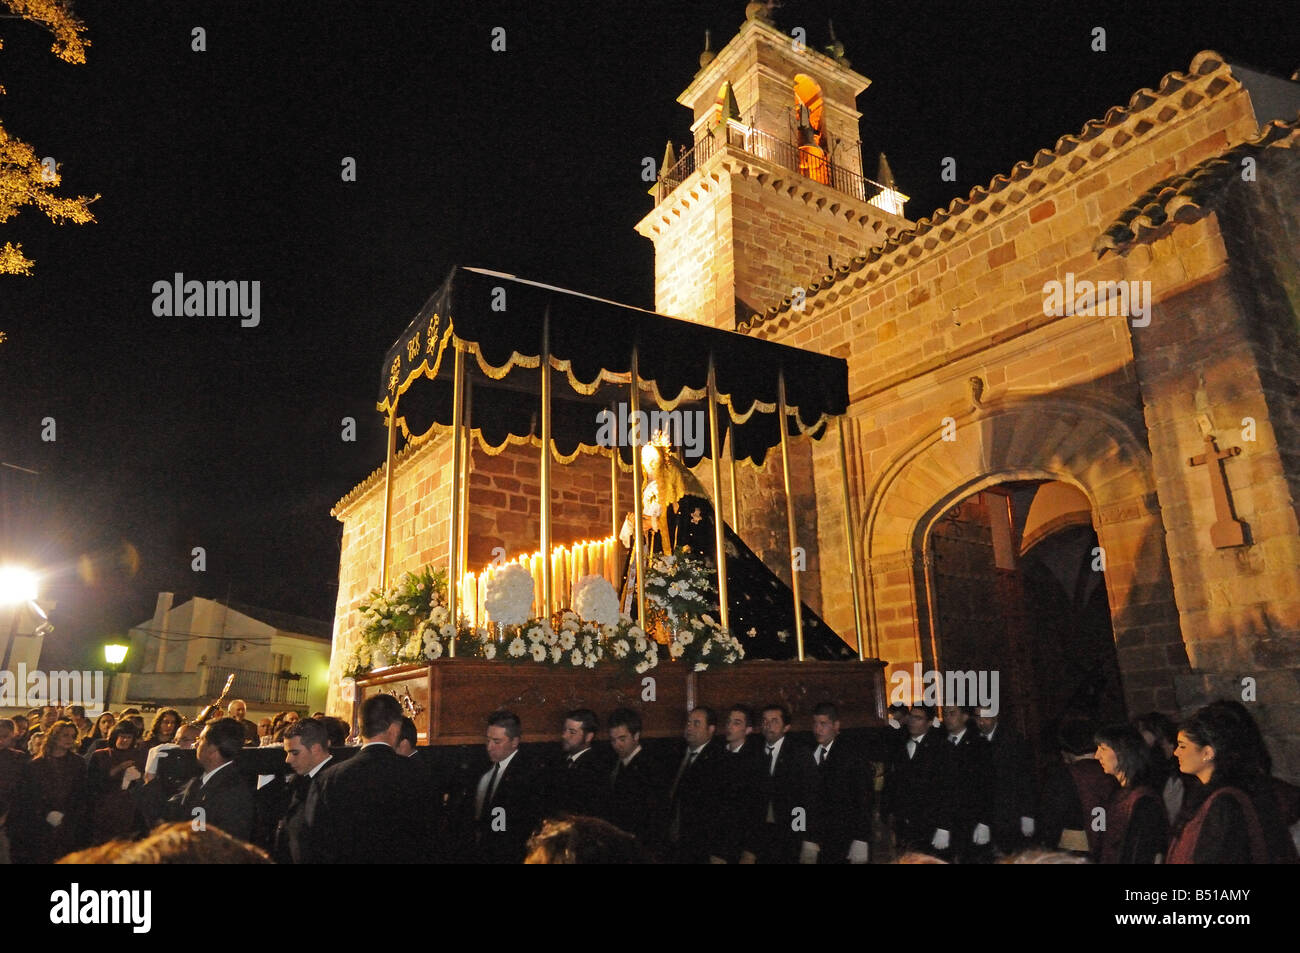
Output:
top-left (376, 266), bottom-right (849, 467)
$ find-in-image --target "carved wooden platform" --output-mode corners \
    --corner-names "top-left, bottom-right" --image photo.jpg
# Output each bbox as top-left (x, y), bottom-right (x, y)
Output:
top-left (352, 659), bottom-right (887, 745)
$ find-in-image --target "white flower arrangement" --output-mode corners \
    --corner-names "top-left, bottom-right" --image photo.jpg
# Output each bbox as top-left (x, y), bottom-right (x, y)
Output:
top-left (572, 575), bottom-right (621, 627)
top-left (485, 563), bottom-right (535, 627)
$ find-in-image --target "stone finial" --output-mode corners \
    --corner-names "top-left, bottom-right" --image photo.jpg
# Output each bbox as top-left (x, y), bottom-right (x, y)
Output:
top-left (746, 1), bottom-right (779, 23)
top-left (877, 152), bottom-right (897, 189)
top-left (661, 140), bottom-right (677, 176)
top-left (824, 20), bottom-right (850, 66)
top-left (699, 30), bottom-right (716, 69)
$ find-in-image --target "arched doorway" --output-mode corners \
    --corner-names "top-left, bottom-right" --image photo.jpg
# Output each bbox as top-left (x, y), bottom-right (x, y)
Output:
top-left (926, 480), bottom-right (1127, 762)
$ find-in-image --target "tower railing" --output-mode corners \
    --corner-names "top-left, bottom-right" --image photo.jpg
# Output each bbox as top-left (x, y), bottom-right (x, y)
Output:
top-left (656, 124), bottom-right (895, 212)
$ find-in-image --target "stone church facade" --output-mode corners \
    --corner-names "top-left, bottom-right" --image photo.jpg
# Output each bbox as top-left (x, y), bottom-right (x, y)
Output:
top-left (328, 16), bottom-right (1300, 777)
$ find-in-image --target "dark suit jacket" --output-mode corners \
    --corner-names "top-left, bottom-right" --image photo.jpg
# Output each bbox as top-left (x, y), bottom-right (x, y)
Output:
top-left (306, 743), bottom-right (433, 863)
top-left (608, 748), bottom-right (666, 845)
top-left (446, 750), bottom-right (540, 864)
top-left (814, 736), bottom-right (874, 862)
top-left (711, 739), bottom-right (765, 862)
top-left (882, 729), bottom-right (956, 850)
top-left (166, 761), bottom-right (254, 842)
top-left (541, 745), bottom-right (612, 822)
top-left (985, 723), bottom-right (1036, 851)
top-left (749, 735), bottom-right (819, 862)
top-left (665, 738), bottom-right (725, 863)
top-left (271, 761), bottom-right (332, 864)
top-left (946, 728), bottom-right (993, 855)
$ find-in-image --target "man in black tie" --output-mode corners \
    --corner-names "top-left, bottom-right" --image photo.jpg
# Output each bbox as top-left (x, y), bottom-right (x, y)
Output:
top-left (664, 706), bottom-right (723, 863)
top-left (942, 704), bottom-right (994, 863)
top-left (165, 717), bottom-right (254, 842)
top-left (305, 694), bottom-right (433, 863)
top-left (711, 705), bottom-right (764, 863)
top-left (273, 717), bottom-right (333, 863)
top-left (542, 708), bottom-right (609, 821)
top-left (749, 703), bottom-right (819, 864)
top-left (810, 701), bottom-right (873, 864)
top-left (607, 707), bottom-right (663, 845)
top-left (470, 710), bottom-right (538, 864)
top-left (882, 704), bottom-right (956, 857)
top-left (977, 707), bottom-right (1037, 856)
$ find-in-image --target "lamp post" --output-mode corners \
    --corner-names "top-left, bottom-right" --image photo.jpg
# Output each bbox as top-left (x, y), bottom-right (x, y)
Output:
top-left (0, 565), bottom-right (50, 673)
top-left (104, 643), bottom-right (128, 709)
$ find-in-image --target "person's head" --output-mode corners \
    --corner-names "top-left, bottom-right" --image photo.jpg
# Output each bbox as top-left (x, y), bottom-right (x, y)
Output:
top-left (486, 710), bottom-right (522, 763)
top-left (725, 705), bottom-right (754, 747)
top-left (608, 708), bottom-right (642, 760)
top-left (359, 694), bottom-right (405, 745)
top-left (284, 718), bottom-right (332, 775)
top-left (760, 704), bottom-right (791, 746)
top-left (126, 714), bottom-right (145, 733)
top-left (524, 816), bottom-right (649, 864)
top-left (109, 720), bottom-right (141, 750)
top-left (284, 711), bottom-right (300, 726)
top-left (396, 716), bottom-right (418, 756)
top-left (174, 723), bottom-right (201, 749)
top-left (195, 718), bottom-right (245, 771)
top-left (270, 712), bottom-right (286, 735)
top-left (685, 706), bottom-right (716, 749)
top-left (93, 711), bottom-right (115, 739)
top-left (1177, 705), bottom-right (1250, 785)
top-left (1057, 714), bottom-right (1098, 760)
top-left (37, 719), bottom-right (78, 757)
top-left (148, 708), bottom-right (181, 743)
top-left (69, 705), bottom-right (86, 725)
top-left (322, 716), bottom-right (349, 747)
top-left (561, 709), bottom-right (598, 756)
top-left (943, 706), bottom-right (976, 736)
top-left (0, 718), bottom-right (14, 750)
top-left (311, 712), bottom-right (325, 720)
top-left (57, 822), bottom-right (273, 864)
top-left (1094, 723), bottom-right (1154, 788)
top-left (1203, 700), bottom-right (1270, 775)
top-left (12, 714), bottom-right (28, 737)
top-left (907, 704), bottom-right (935, 739)
top-left (1133, 712), bottom-right (1178, 759)
top-left (258, 718), bottom-right (272, 737)
top-left (812, 702), bottom-right (840, 747)
top-left (976, 708), bottom-right (999, 737)
top-left (40, 706), bottom-right (58, 730)
top-left (227, 699), bottom-right (247, 722)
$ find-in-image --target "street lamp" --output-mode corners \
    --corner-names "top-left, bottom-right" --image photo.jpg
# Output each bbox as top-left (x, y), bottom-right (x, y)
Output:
top-left (0, 565), bottom-right (51, 672)
top-left (104, 643), bottom-right (128, 666)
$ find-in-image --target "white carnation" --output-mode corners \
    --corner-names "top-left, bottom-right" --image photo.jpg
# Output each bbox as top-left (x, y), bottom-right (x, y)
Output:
top-left (429, 605), bottom-right (449, 625)
top-left (530, 643), bottom-right (546, 662)
top-left (570, 649), bottom-right (583, 666)
top-left (425, 640), bottom-right (443, 661)
top-left (559, 630), bottom-right (576, 651)
top-left (694, 662), bottom-right (708, 672)
top-left (669, 642), bottom-right (684, 659)
top-left (508, 637), bottom-right (527, 657)
top-left (550, 646), bottom-right (563, 664)
top-left (484, 643), bottom-right (497, 660)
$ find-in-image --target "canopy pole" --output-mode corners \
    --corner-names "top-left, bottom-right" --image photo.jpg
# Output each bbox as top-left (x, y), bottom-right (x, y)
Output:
top-left (727, 424), bottom-right (740, 532)
top-left (380, 409), bottom-right (398, 590)
top-left (540, 307), bottom-right (553, 620)
top-left (838, 416), bottom-right (865, 661)
top-left (447, 344), bottom-right (466, 656)
top-left (629, 349), bottom-right (648, 631)
top-left (459, 379), bottom-right (473, 624)
top-left (609, 414), bottom-right (619, 554)
top-left (706, 358), bottom-right (730, 636)
top-left (777, 371), bottom-right (805, 661)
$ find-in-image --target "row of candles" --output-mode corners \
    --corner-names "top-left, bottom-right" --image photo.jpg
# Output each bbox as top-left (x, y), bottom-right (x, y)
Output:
top-left (457, 535), bottom-right (622, 628)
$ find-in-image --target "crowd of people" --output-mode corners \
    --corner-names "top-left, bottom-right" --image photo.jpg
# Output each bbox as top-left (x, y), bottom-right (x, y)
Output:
top-left (0, 693), bottom-right (1296, 864)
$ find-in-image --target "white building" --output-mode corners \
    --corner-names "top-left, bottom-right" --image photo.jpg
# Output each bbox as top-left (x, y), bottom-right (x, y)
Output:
top-left (111, 593), bottom-right (332, 718)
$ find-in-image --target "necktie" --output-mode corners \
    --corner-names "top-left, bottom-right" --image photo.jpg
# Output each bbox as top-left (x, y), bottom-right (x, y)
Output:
top-left (951, 736), bottom-right (959, 745)
top-left (487, 762), bottom-right (501, 803)
top-left (817, 745), bottom-right (826, 765)
top-left (766, 745), bottom-right (777, 776)
top-left (908, 738), bottom-right (919, 759)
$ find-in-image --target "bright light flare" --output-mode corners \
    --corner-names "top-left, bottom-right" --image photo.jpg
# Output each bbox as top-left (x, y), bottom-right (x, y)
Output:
top-left (0, 566), bottom-right (39, 606)
top-left (104, 643), bottom-right (128, 665)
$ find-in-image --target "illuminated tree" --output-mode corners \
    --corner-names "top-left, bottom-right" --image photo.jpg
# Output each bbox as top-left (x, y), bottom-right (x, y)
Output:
top-left (0, 0), bottom-right (97, 276)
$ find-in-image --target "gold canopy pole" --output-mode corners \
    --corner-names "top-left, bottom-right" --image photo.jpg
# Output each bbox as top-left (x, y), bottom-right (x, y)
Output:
top-left (610, 411), bottom-right (619, 553)
top-left (728, 424), bottom-right (740, 532)
top-left (777, 371), bottom-right (805, 661)
top-left (459, 379), bottom-right (473, 623)
top-left (629, 349), bottom-right (648, 630)
top-left (447, 344), bottom-right (466, 656)
top-left (838, 416), bottom-right (865, 661)
top-left (539, 308), bottom-right (553, 620)
top-left (380, 409), bottom-right (397, 590)
top-left (706, 358), bottom-right (730, 635)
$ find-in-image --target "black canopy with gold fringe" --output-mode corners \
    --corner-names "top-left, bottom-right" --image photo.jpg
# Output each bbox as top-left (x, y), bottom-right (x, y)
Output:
top-left (376, 266), bottom-right (849, 466)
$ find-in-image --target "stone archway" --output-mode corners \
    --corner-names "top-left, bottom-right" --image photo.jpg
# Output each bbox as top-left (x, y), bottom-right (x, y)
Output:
top-left (861, 395), bottom-right (1189, 716)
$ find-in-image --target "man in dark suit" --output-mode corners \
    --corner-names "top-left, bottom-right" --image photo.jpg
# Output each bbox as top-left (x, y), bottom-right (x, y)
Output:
top-left (748, 703), bottom-right (820, 864)
top-left (542, 708), bottom-right (609, 821)
top-left (271, 717), bottom-right (334, 863)
top-left (711, 705), bottom-right (764, 863)
top-left (305, 694), bottom-right (433, 863)
top-left (882, 704), bottom-right (956, 857)
top-left (458, 710), bottom-right (539, 864)
top-left (0, 718), bottom-right (30, 864)
top-left (165, 717), bottom-right (255, 842)
top-left (607, 707), bottom-right (664, 846)
top-left (942, 704), bottom-right (994, 863)
top-left (664, 706), bottom-right (724, 863)
top-left (810, 702), bottom-right (873, 864)
top-left (977, 708), bottom-right (1037, 856)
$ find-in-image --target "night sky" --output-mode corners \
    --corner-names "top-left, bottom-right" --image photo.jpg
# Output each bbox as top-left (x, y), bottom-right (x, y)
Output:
top-left (1, 0), bottom-right (1294, 670)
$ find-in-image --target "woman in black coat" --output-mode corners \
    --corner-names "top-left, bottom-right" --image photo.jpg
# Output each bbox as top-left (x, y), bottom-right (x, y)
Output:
top-left (12, 720), bottom-right (88, 863)
top-left (86, 720), bottom-right (147, 844)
